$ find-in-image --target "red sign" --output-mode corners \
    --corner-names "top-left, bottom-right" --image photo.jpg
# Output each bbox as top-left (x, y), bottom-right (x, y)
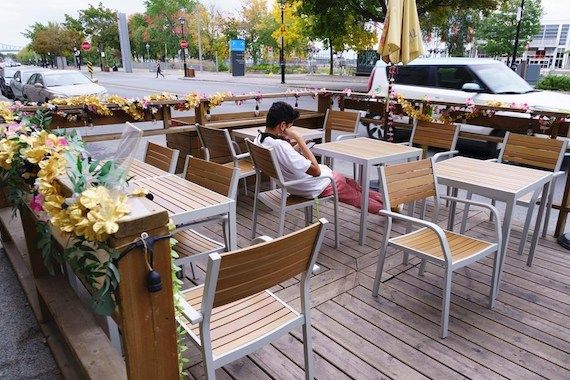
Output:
top-left (180, 40), bottom-right (188, 49)
top-left (81, 41), bottom-right (91, 51)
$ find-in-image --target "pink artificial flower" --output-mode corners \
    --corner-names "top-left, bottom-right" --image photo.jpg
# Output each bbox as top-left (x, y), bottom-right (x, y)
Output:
top-left (58, 137), bottom-right (68, 146)
top-left (465, 97), bottom-right (474, 106)
top-left (343, 88), bottom-right (352, 97)
top-left (30, 193), bottom-right (44, 213)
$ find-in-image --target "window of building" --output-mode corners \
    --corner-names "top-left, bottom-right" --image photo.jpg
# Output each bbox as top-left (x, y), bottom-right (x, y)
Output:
top-left (560, 24), bottom-right (569, 45)
top-left (544, 24), bottom-right (559, 41)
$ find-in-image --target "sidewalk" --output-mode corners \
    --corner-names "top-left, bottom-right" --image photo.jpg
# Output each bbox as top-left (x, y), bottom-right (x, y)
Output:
top-left (92, 66), bottom-right (369, 91)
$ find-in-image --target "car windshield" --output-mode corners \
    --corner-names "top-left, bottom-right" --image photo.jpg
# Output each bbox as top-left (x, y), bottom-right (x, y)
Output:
top-left (2, 67), bottom-right (19, 78)
top-left (470, 63), bottom-right (534, 94)
top-left (44, 72), bottom-right (92, 87)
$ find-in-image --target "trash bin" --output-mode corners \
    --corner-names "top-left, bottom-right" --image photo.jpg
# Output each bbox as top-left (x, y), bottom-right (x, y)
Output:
top-left (185, 68), bottom-right (195, 77)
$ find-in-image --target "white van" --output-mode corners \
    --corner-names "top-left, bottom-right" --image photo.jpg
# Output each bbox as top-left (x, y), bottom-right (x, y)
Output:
top-left (366, 58), bottom-right (570, 152)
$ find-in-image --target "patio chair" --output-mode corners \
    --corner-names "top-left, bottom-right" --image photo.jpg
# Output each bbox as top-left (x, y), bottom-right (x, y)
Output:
top-left (372, 158), bottom-right (502, 338)
top-left (143, 141), bottom-right (179, 173)
top-left (195, 124), bottom-right (255, 195)
top-left (321, 109), bottom-right (361, 177)
top-left (245, 138), bottom-right (340, 248)
top-left (460, 132), bottom-right (567, 262)
top-left (178, 219), bottom-right (328, 379)
top-left (402, 120), bottom-right (460, 161)
top-left (173, 155), bottom-right (239, 278)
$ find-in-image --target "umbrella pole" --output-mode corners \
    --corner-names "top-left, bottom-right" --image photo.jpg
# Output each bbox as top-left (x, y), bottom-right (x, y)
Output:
top-left (383, 63), bottom-right (395, 142)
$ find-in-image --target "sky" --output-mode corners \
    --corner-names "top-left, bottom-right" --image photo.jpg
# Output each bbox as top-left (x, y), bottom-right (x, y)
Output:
top-left (1, 0), bottom-right (568, 48)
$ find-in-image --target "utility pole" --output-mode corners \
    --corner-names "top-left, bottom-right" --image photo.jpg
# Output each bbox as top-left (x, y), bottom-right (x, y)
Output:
top-left (510, 0), bottom-right (525, 69)
top-left (279, 0), bottom-right (286, 84)
top-left (197, 14), bottom-right (203, 71)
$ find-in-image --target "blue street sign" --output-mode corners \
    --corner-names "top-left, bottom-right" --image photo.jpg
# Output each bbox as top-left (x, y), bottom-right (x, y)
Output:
top-left (229, 39), bottom-right (246, 52)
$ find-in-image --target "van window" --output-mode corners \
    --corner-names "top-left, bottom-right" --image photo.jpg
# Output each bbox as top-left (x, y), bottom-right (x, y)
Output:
top-left (392, 66), bottom-right (430, 86)
top-left (436, 66), bottom-right (478, 90)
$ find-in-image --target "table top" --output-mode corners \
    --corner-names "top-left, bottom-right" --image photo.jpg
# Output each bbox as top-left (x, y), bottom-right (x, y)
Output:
top-left (232, 126), bottom-right (324, 141)
top-left (128, 159), bottom-right (171, 181)
top-left (312, 137), bottom-right (422, 165)
top-left (435, 156), bottom-right (552, 197)
top-left (130, 174), bottom-right (234, 226)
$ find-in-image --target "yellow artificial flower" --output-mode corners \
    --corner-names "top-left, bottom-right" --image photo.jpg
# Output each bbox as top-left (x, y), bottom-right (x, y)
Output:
top-left (37, 154), bottom-right (66, 183)
top-left (130, 187), bottom-right (149, 197)
top-left (0, 138), bottom-right (19, 170)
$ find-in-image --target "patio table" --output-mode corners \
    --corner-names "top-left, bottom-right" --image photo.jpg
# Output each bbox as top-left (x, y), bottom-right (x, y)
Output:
top-left (232, 126), bottom-right (325, 142)
top-left (312, 137), bottom-right (423, 245)
top-left (435, 156), bottom-right (552, 286)
top-left (129, 174), bottom-right (237, 250)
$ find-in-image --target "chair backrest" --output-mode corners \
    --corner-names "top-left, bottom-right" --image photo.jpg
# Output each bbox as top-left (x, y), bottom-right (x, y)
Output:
top-left (203, 219), bottom-right (328, 310)
top-left (245, 138), bottom-right (286, 184)
top-left (144, 141), bottom-right (179, 173)
top-left (195, 124), bottom-right (236, 164)
top-left (323, 109), bottom-right (360, 142)
top-left (378, 158), bottom-right (438, 209)
top-left (410, 121), bottom-right (460, 158)
top-left (498, 132), bottom-right (567, 171)
top-left (183, 155), bottom-right (239, 199)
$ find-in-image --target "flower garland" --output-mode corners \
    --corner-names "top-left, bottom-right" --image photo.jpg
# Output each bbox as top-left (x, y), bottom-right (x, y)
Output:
top-left (106, 95), bottom-right (146, 121)
top-left (49, 95), bottom-right (113, 122)
top-left (0, 101), bottom-right (15, 123)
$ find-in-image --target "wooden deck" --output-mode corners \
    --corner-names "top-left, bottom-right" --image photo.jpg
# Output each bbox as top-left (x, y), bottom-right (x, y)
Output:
top-left (182, 193), bottom-right (570, 379)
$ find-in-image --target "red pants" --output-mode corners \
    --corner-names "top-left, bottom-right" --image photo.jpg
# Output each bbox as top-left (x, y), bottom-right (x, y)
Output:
top-left (320, 171), bottom-right (383, 213)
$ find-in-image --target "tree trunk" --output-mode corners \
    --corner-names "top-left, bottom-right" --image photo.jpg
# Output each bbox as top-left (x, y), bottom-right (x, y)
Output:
top-left (329, 37), bottom-right (334, 75)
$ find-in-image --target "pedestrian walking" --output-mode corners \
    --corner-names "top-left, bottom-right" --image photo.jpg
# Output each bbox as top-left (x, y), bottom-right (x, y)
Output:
top-left (156, 61), bottom-right (165, 78)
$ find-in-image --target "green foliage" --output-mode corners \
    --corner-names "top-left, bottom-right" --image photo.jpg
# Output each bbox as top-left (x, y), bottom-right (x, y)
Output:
top-left (476, 0), bottom-right (543, 57)
top-left (248, 63), bottom-right (279, 73)
top-left (26, 21), bottom-right (82, 56)
top-left (217, 60), bottom-right (229, 72)
top-left (535, 75), bottom-right (570, 91)
top-left (64, 3), bottom-right (120, 52)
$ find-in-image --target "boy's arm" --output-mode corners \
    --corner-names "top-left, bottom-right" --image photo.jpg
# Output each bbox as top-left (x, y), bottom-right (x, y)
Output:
top-left (284, 129), bottom-right (321, 176)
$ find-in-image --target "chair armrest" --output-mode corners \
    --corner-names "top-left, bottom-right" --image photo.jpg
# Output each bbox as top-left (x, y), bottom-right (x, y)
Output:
top-left (283, 174), bottom-right (334, 189)
top-left (433, 150), bottom-right (459, 163)
top-left (335, 133), bottom-right (358, 141)
top-left (379, 210), bottom-right (452, 262)
top-left (180, 297), bottom-right (203, 324)
top-left (235, 152), bottom-right (250, 160)
top-left (231, 141), bottom-right (243, 155)
top-left (554, 170), bottom-right (564, 179)
top-left (398, 141), bottom-right (411, 146)
top-left (485, 158), bottom-right (499, 162)
top-left (440, 195), bottom-right (502, 247)
top-left (251, 235), bottom-right (273, 245)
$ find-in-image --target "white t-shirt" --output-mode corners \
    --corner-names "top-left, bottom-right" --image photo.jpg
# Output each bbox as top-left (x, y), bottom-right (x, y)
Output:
top-left (253, 134), bottom-right (332, 198)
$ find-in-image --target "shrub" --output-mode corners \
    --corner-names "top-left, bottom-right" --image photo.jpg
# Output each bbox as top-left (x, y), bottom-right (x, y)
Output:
top-left (535, 75), bottom-right (570, 91)
top-left (218, 61), bottom-right (229, 72)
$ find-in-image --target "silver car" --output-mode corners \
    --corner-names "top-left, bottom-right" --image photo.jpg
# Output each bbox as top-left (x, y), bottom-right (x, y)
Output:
top-left (22, 71), bottom-right (107, 103)
top-left (10, 68), bottom-right (50, 101)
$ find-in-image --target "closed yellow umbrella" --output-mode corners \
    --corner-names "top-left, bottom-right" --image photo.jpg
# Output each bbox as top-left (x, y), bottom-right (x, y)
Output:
top-left (379, 0), bottom-right (423, 65)
top-left (378, 0), bottom-right (423, 141)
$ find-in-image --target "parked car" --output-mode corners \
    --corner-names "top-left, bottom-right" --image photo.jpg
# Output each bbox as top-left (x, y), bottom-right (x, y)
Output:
top-left (0, 65), bottom-right (21, 98)
top-left (366, 58), bottom-right (570, 153)
top-left (10, 68), bottom-right (50, 100)
top-left (22, 71), bottom-right (107, 103)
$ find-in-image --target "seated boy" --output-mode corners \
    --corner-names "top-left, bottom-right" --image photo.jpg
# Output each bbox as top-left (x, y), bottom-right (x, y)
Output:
top-left (253, 101), bottom-right (383, 213)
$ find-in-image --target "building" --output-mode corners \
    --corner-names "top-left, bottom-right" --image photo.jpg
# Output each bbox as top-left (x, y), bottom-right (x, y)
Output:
top-left (525, 19), bottom-right (570, 69)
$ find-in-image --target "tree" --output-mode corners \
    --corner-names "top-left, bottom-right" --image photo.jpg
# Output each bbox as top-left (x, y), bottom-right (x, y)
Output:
top-left (299, 0), bottom-right (499, 25)
top-left (270, 1), bottom-right (309, 58)
top-left (297, 1), bottom-right (375, 74)
top-left (28, 22), bottom-right (82, 57)
top-left (240, 0), bottom-right (273, 65)
top-left (476, 0), bottom-right (542, 58)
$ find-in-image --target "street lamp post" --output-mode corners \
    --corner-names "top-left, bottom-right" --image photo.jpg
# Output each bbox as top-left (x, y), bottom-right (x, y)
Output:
top-left (278, 0), bottom-right (286, 84)
top-left (145, 43), bottom-right (150, 62)
top-left (510, 0), bottom-right (525, 69)
top-left (179, 16), bottom-right (188, 77)
top-left (47, 52), bottom-right (52, 68)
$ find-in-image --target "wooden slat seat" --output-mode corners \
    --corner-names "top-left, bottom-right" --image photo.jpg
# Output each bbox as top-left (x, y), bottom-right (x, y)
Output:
top-left (182, 289), bottom-right (298, 357)
top-left (174, 229), bottom-right (225, 265)
top-left (391, 227), bottom-right (494, 264)
top-left (258, 189), bottom-right (320, 207)
top-left (222, 157), bottom-right (254, 175)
